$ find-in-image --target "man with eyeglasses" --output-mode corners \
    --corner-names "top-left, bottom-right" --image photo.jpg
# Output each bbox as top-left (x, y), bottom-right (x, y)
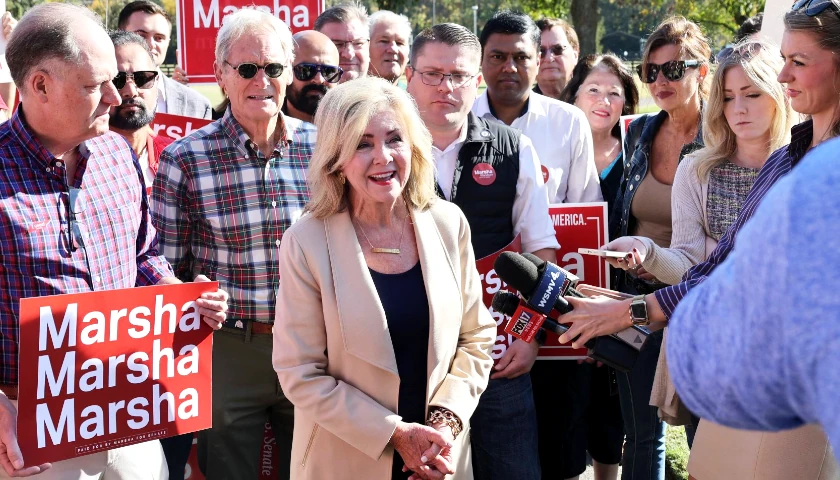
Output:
top-left (283, 30), bottom-right (342, 123)
top-left (406, 22), bottom-right (559, 480)
top-left (109, 31), bottom-right (173, 195)
top-left (314, 2), bottom-right (370, 83)
top-left (472, 11), bottom-right (603, 480)
top-left (150, 9), bottom-right (314, 479)
top-left (534, 18), bottom-right (579, 99)
top-left (0, 4), bottom-right (229, 478)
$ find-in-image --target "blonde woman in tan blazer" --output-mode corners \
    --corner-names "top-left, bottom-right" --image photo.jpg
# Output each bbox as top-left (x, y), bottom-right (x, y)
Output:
top-left (273, 77), bottom-right (495, 480)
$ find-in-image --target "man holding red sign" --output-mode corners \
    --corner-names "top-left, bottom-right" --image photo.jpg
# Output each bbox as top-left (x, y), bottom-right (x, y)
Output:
top-left (406, 24), bottom-right (558, 480)
top-left (0, 4), bottom-right (228, 478)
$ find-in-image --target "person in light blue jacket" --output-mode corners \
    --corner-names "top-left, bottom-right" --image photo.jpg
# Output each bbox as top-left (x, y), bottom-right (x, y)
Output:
top-left (667, 136), bottom-right (840, 450)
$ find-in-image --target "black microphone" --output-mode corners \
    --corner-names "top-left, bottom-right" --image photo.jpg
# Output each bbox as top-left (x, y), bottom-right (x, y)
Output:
top-left (492, 291), bottom-right (639, 372)
top-left (518, 254), bottom-right (651, 351)
top-left (493, 252), bottom-right (573, 315)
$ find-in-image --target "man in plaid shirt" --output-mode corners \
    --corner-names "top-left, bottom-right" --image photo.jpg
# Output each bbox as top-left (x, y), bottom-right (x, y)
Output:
top-left (0, 4), bottom-right (229, 478)
top-left (150, 10), bottom-right (314, 479)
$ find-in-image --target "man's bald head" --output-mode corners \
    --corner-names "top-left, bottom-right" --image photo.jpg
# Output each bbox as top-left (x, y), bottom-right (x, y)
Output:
top-left (293, 30), bottom-right (339, 64)
top-left (7, 3), bottom-right (107, 91)
top-left (286, 30), bottom-right (342, 122)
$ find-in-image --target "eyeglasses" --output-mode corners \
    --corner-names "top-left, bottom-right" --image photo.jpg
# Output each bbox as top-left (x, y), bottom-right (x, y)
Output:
top-left (715, 42), bottom-right (763, 64)
top-left (539, 44), bottom-right (568, 59)
top-left (636, 60), bottom-right (702, 83)
top-left (293, 63), bottom-right (344, 83)
top-left (791, 0), bottom-right (840, 18)
top-left (225, 60), bottom-right (285, 79)
top-left (410, 67), bottom-right (476, 88)
top-left (112, 70), bottom-right (158, 89)
top-left (332, 38), bottom-right (369, 52)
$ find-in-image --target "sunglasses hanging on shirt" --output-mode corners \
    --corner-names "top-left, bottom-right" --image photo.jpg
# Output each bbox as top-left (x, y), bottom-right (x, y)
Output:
top-left (636, 60), bottom-right (702, 84)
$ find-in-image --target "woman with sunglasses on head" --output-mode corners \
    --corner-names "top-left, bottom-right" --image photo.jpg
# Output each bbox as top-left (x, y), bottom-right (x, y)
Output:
top-left (554, 2), bottom-right (840, 478)
top-left (590, 16), bottom-right (711, 480)
top-left (606, 40), bottom-right (835, 479)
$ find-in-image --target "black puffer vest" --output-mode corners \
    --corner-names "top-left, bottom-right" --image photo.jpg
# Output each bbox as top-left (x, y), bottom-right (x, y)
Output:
top-left (439, 113), bottom-right (520, 259)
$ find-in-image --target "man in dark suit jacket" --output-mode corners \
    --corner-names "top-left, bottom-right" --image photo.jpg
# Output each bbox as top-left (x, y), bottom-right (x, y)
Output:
top-left (118, 0), bottom-right (212, 119)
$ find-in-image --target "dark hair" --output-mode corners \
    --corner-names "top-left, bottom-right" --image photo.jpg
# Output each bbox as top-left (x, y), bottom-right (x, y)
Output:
top-left (785, 3), bottom-right (840, 138)
top-left (479, 10), bottom-right (540, 52)
top-left (641, 16), bottom-right (711, 98)
top-left (559, 54), bottom-right (639, 139)
top-left (7, 3), bottom-right (101, 90)
top-left (109, 30), bottom-right (156, 63)
top-left (535, 18), bottom-right (579, 54)
top-left (118, 0), bottom-right (170, 29)
top-left (735, 13), bottom-right (763, 42)
top-left (314, 2), bottom-right (368, 32)
top-left (410, 23), bottom-right (481, 67)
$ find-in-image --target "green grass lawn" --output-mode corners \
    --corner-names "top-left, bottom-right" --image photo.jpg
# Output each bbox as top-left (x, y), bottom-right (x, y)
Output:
top-left (665, 425), bottom-right (690, 480)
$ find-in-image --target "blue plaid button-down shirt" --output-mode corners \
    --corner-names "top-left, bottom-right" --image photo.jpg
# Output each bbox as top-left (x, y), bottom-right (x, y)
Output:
top-left (0, 109), bottom-right (174, 385)
top-left (151, 109), bottom-right (315, 326)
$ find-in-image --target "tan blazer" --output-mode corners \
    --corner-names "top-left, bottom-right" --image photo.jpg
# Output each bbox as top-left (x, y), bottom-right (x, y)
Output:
top-left (273, 200), bottom-right (495, 480)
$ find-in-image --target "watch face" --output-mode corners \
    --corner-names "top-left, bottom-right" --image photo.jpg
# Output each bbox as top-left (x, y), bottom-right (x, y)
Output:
top-left (631, 301), bottom-right (647, 319)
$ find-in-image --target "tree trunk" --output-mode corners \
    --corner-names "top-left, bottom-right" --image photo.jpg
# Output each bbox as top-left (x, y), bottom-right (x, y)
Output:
top-left (571, 0), bottom-right (599, 56)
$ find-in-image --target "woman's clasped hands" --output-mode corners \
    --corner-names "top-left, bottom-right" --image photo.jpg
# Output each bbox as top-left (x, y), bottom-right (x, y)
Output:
top-left (391, 421), bottom-right (456, 480)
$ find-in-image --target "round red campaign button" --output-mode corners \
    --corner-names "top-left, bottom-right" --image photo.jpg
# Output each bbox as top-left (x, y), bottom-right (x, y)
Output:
top-left (541, 165), bottom-right (549, 183)
top-left (472, 163), bottom-right (497, 186)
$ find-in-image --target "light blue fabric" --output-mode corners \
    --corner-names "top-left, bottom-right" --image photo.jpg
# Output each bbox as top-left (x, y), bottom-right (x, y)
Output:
top-left (667, 137), bottom-right (840, 450)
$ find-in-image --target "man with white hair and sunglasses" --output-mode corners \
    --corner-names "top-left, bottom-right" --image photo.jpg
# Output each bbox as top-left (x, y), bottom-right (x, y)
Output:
top-left (150, 9), bottom-right (315, 479)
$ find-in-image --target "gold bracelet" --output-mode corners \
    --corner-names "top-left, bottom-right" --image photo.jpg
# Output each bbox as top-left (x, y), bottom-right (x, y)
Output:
top-left (426, 407), bottom-right (463, 439)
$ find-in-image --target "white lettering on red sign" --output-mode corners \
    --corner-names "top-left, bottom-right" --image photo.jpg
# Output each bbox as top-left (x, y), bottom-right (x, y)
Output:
top-left (193, 0), bottom-right (311, 29)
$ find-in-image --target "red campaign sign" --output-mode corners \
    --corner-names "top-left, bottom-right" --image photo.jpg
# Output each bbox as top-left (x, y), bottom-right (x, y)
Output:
top-left (538, 202), bottom-right (611, 359)
top-left (17, 282), bottom-right (216, 466)
top-left (474, 235), bottom-right (521, 364)
top-left (177, 0), bottom-right (325, 82)
top-left (151, 112), bottom-right (214, 142)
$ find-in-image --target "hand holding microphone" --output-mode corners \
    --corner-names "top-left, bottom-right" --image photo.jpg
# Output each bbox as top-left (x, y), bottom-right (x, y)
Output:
top-left (491, 252), bottom-right (642, 371)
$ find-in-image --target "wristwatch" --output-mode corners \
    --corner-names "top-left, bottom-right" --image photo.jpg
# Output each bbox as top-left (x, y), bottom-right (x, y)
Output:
top-left (629, 295), bottom-right (650, 326)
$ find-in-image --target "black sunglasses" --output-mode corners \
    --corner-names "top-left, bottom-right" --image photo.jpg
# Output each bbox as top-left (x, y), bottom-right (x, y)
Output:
top-left (791, 0), bottom-right (840, 18)
top-left (225, 60), bottom-right (285, 79)
top-left (113, 70), bottom-right (158, 90)
top-left (636, 60), bottom-right (701, 84)
top-left (293, 63), bottom-right (343, 83)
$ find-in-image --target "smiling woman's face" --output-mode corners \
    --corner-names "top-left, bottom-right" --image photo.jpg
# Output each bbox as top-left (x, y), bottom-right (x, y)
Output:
top-left (343, 108), bottom-right (412, 213)
top-left (574, 66), bottom-right (625, 135)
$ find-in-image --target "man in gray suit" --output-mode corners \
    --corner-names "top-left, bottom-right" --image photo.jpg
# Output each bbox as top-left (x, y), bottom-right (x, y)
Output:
top-left (118, 0), bottom-right (212, 119)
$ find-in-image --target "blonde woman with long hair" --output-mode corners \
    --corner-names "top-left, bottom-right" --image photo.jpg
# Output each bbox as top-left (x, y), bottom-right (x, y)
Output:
top-left (606, 39), bottom-right (837, 479)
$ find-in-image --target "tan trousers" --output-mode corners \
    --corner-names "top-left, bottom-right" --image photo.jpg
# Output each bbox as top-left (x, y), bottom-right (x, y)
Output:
top-left (688, 421), bottom-right (838, 480)
top-left (1, 399), bottom-right (168, 480)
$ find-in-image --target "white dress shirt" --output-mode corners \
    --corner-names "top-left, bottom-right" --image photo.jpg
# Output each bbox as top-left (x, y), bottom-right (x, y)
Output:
top-left (432, 122), bottom-right (560, 254)
top-left (473, 91), bottom-right (602, 204)
top-left (156, 69), bottom-right (168, 114)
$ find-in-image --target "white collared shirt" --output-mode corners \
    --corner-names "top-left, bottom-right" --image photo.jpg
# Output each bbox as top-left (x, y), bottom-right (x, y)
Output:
top-left (156, 69), bottom-right (168, 114)
top-left (432, 123), bottom-right (560, 253)
top-left (473, 91), bottom-right (602, 204)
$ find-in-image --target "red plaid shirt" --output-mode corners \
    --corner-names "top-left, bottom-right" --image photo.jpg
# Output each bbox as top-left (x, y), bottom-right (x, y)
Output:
top-left (0, 108), bottom-right (173, 385)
